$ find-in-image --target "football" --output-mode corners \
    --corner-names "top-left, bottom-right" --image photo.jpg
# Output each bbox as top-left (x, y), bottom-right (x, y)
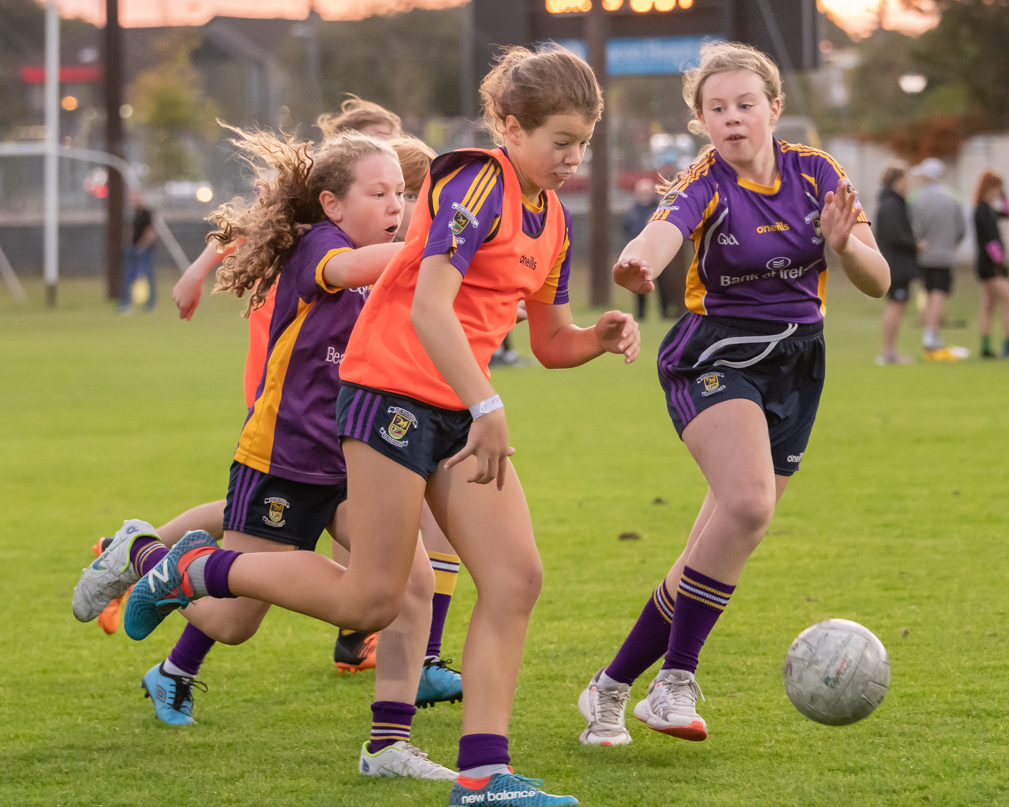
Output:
top-left (783, 619), bottom-right (891, 726)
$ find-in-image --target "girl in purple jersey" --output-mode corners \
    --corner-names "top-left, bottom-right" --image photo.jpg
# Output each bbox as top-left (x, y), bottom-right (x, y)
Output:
top-left (578, 41), bottom-right (890, 746)
top-left (74, 127), bottom-right (461, 780)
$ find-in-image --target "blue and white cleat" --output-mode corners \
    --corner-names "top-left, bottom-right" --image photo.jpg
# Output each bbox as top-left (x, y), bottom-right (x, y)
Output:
top-left (416, 657), bottom-right (463, 709)
top-left (141, 662), bottom-right (207, 726)
top-left (124, 531), bottom-right (218, 641)
top-left (450, 772), bottom-right (578, 806)
top-left (73, 519), bottom-right (159, 622)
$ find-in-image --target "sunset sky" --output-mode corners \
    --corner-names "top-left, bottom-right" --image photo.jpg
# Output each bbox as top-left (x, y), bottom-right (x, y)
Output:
top-left (52, 0), bottom-right (937, 37)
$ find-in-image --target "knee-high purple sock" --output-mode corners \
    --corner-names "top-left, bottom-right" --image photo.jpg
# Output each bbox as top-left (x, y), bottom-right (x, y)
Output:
top-left (167, 623), bottom-right (216, 676)
top-left (605, 581), bottom-right (675, 685)
top-left (130, 537), bottom-right (168, 577)
top-left (662, 566), bottom-right (735, 674)
top-left (426, 551), bottom-right (460, 659)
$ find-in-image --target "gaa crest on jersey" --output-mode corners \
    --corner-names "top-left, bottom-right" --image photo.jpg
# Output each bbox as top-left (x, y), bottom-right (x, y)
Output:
top-left (805, 210), bottom-right (824, 244)
top-left (696, 372), bottom-right (726, 397)
top-left (380, 406), bottom-right (419, 448)
top-left (450, 203), bottom-right (478, 236)
top-left (263, 496), bottom-right (290, 528)
top-left (657, 189), bottom-right (685, 209)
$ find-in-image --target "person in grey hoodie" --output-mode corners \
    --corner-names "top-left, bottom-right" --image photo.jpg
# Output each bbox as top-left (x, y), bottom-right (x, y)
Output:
top-left (909, 157), bottom-right (966, 352)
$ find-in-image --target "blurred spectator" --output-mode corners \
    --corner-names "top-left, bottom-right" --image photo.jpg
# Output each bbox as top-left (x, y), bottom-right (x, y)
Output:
top-left (909, 158), bottom-right (966, 353)
top-left (120, 190), bottom-right (159, 314)
top-left (972, 170), bottom-right (1009, 359)
top-left (623, 177), bottom-right (684, 320)
top-left (874, 162), bottom-right (918, 365)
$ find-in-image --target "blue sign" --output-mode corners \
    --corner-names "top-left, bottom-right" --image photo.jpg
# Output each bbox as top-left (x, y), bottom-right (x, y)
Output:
top-left (549, 35), bottom-right (720, 76)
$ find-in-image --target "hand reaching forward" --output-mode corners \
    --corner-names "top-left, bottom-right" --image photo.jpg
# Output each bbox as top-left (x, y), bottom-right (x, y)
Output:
top-left (444, 408), bottom-right (515, 490)
top-left (613, 258), bottom-right (655, 295)
top-left (820, 178), bottom-right (862, 255)
top-left (172, 271), bottom-right (204, 321)
top-left (594, 310), bottom-right (641, 364)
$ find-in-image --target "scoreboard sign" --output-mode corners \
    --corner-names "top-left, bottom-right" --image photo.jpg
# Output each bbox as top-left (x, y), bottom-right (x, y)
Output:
top-left (469, 0), bottom-right (820, 79)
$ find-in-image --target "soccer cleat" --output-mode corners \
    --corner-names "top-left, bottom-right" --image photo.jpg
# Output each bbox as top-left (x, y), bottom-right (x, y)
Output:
top-left (416, 657), bottom-right (463, 709)
top-left (73, 520), bottom-right (160, 622)
top-left (90, 540), bottom-right (124, 635)
top-left (124, 531), bottom-right (218, 641)
top-left (577, 668), bottom-right (632, 746)
top-left (633, 668), bottom-right (707, 741)
top-left (450, 772), bottom-right (578, 806)
top-left (141, 661), bottom-right (207, 726)
top-left (358, 740), bottom-right (458, 781)
top-left (333, 630), bottom-right (377, 672)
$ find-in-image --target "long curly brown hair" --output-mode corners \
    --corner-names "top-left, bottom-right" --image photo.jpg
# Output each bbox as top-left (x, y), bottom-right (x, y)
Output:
top-left (210, 125), bottom-right (396, 316)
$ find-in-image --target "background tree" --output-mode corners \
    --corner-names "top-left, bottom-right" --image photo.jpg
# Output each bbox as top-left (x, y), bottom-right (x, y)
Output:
top-left (280, 7), bottom-right (463, 130)
top-left (130, 31), bottom-right (220, 184)
top-left (904, 0), bottom-right (1009, 129)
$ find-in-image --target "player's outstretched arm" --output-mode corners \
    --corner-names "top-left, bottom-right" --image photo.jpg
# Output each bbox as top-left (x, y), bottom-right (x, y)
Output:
top-left (821, 179), bottom-right (890, 298)
top-left (412, 253), bottom-right (514, 489)
top-left (613, 220), bottom-right (684, 294)
top-left (321, 242), bottom-right (403, 290)
top-left (173, 241), bottom-right (234, 320)
top-left (526, 301), bottom-right (640, 368)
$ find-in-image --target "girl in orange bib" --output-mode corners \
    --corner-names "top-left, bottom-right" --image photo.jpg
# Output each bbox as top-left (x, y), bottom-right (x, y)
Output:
top-left (128, 46), bottom-right (639, 807)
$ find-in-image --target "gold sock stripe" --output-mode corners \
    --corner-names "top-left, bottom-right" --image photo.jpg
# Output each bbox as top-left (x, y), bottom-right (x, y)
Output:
top-left (652, 584), bottom-right (675, 623)
top-left (681, 574), bottom-right (732, 599)
top-left (676, 587), bottom-right (727, 611)
top-left (134, 542), bottom-right (162, 573)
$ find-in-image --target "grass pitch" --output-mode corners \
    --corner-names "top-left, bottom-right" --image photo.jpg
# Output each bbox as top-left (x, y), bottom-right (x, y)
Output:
top-left (1, 270), bottom-right (1007, 806)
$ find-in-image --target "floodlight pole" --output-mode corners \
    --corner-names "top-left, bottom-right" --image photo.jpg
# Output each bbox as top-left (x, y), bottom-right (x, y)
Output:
top-left (586, 2), bottom-right (610, 308)
top-left (44, 0), bottom-right (59, 308)
top-left (104, 0), bottom-right (125, 302)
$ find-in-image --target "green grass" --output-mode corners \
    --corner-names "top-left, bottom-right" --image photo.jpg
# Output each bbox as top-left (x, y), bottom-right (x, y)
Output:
top-left (2, 270), bottom-right (1008, 806)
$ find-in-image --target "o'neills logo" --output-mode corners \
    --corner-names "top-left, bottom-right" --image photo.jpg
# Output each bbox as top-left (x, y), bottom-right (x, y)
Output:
top-left (756, 221), bottom-right (790, 233)
top-left (459, 790), bottom-right (539, 804)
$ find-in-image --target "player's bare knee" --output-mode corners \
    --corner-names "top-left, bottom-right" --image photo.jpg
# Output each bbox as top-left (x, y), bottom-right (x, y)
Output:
top-left (351, 590), bottom-right (404, 632)
top-left (211, 622), bottom-right (260, 645)
top-left (405, 560), bottom-right (436, 603)
top-left (724, 489), bottom-right (776, 537)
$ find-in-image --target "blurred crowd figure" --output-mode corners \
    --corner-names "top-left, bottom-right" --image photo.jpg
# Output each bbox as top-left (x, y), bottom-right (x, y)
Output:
top-left (972, 171), bottom-right (1009, 359)
top-left (874, 161), bottom-right (918, 365)
top-left (875, 157), bottom-right (981, 364)
top-left (119, 190), bottom-right (159, 314)
top-left (910, 158), bottom-right (967, 355)
top-left (623, 177), bottom-right (687, 321)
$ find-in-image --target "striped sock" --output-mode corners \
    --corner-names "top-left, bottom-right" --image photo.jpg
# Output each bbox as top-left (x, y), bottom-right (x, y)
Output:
top-left (426, 551), bottom-right (460, 659)
top-left (130, 537), bottom-right (168, 577)
top-left (605, 581), bottom-right (674, 685)
top-left (368, 700), bottom-right (416, 753)
top-left (662, 566), bottom-right (735, 674)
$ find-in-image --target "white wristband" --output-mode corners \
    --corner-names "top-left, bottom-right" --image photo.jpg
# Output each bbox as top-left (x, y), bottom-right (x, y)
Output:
top-left (469, 394), bottom-right (503, 419)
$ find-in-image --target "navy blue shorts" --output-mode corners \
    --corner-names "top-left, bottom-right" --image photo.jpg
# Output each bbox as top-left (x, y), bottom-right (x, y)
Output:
top-left (657, 313), bottom-right (825, 476)
top-left (337, 383), bottom-right (471, 480)
top-left (222, 460), bottom-right (347, 550)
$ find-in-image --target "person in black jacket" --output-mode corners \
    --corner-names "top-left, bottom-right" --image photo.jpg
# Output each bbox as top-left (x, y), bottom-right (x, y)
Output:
top-left (972, 170), bottom-right (1009, 358)
top-left (874, 163), bottom-right (919, 364)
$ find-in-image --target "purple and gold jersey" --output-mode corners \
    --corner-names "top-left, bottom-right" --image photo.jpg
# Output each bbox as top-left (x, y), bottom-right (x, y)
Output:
top-left (422, 149), bottom-right (572, 305)
top-left (651, 140), bottom-right (870, 323)
top-left (234, 221), bottom-right (368, 484)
